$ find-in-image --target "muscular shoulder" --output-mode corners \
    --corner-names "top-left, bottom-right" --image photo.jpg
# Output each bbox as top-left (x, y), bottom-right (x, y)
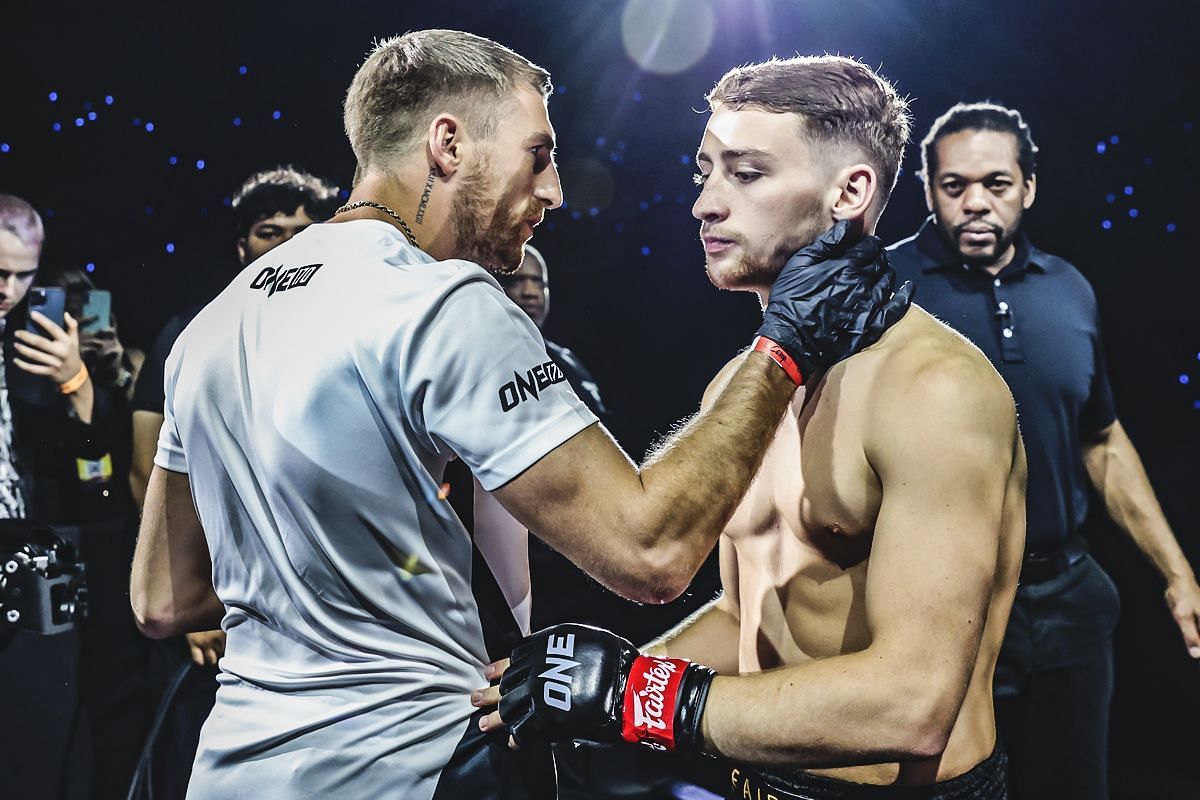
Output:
top-left (861, 310), bottom-right (1017, 455)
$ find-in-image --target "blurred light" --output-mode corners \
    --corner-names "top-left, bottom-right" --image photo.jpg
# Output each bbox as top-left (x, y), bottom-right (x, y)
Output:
top-left (638, 201), bottom-right (649, 210)
top-left (559, 158), bottom-right (616, 215)
top-left (49, 91), bottom-right (59, 102)
top-left (617, 141), bottom-right (626, 150)
top-left (1167, 223), bottom-right (1177, 233)
top-left (132, 117), bottom-right (141, 126)
top-left (85, 262), bottom-right (95, 273)
top-left (1101, 220), bottom-right (1112, 230)
top-left (641, 246), bottom-right (651, 256)
top-left (165, 242), bottom-right (175, 253)
top-left (556, 85), bottom-right (567, 94)
top-left (1109, 135), bottom-right (1120, 144)
top-left (1180, 375), bottom-right (1190, 385)
top-left (589, 207), bottom-right (600, 216)
top-left (1194, 400), bottom-right (1200, 410)
top-left (596, 137), bottom-right (606, 147)
top-left (238, 65), bottom-right (248, 75)
top-left (196, 159), bottom-right (206, 170)
top-left (272, 109), bottom-right (282, 120)
top-left (633, 91), bottom-right (643, 102)
top-left (338, 189), bottom-right (350, 200)
top-left (83, 101), bottom-right (93, 111)
top-left (1095, 142), bottom-right (1106, 154)
top-left (51, 122), bottom-right (62, 132)
top-left (168, 156), bottom-right (178, 165)
top-left (87, 111), bottom-right (97, 121)
top-left (1105, 193), bottom-right (1115, 203)
top-left (679, 154), bottom-right (691, 165)
top-left (571, 210), bottom-right (582, 220)
top-left (1123, 185), bottom-right (1133, 195)
top-left (621, 0), bottom-right (715, 75)
top-left (145, 122), bottom-right (155, 132)
top-left (1186, 122), bottom-right (1196, 133)
top-left (145, 206), bottom-right (153, 215)
top-left (74, 117), bottom-right (84, 127)
top-left (104, 95), bottom-right (114, 105)
top-left (232, 116), bottom-right (242, 127)
top-left (1128, 208), bottom-right (1139, 218)
top-left (0, 143), bottom-right (9, 154)
top-left (653, 192), bottom-right (663, 202)
top-left (1144, 156), bottom-right (1154, 166)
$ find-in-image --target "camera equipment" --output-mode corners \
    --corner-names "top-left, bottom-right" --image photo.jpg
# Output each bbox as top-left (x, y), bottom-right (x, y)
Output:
top-left (0, 520), bottom-right (87, 652)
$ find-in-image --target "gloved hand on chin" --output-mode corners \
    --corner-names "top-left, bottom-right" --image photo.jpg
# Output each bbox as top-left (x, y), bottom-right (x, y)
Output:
top-left (497, 623), bottom-right (715, 753)
top-left (753, 218), bottom-right (914, 386)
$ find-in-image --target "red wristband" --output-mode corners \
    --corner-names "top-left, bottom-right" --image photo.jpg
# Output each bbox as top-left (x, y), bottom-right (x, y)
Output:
top-left (621, 655), bottom-right (690, 751)
top-left (751, 336), bottom-right (804, 386)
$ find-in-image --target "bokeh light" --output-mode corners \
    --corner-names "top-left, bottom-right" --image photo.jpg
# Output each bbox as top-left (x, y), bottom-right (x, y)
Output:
top-left (620, 0), bottom-right (715, 75)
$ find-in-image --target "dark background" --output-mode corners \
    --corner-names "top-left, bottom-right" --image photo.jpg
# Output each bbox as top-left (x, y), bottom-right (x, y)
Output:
top-left (2, 0), bottom-right (1197, 795)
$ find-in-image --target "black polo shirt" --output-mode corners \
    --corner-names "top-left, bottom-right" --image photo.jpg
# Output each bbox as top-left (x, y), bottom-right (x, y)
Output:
top-left (887, 216), bottom-right (1117, 552)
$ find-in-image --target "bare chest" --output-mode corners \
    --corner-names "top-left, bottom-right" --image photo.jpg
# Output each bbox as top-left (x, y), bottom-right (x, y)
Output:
top-left (725, 382), bottom-right (882, 671)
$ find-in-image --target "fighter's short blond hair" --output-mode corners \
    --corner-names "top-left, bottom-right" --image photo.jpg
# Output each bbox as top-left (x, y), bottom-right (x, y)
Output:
top-left (343, 30), bottom-right (552, 176)
top-left (0, 193), bottom-right (44, 250)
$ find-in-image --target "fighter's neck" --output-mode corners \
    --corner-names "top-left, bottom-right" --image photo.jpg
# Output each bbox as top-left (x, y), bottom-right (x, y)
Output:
top-left (337, 170), bottom-right (456, 259)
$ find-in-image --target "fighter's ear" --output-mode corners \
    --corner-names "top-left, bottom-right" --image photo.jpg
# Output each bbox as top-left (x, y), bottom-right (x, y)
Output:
top-left (236, 238), bottom-right (248, 265)
top-left (1022, 173), bottom-right (1037, 210)
top-left (427, 114), bottom-right (466, 178)
top-left (829, 162), bottom-right (879, 226)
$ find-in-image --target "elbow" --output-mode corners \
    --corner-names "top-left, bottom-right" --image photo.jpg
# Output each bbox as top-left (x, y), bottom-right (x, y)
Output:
top-left (618, 544), bottom-right (697, 604)
top-left (891, 681), bottom-right (962, 760)
top-left (130, 591), bottom-right (182, 640)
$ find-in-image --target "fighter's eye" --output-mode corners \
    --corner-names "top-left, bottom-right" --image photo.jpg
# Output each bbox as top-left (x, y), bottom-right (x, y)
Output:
top-left (733, 171), bottom-right (760, 184)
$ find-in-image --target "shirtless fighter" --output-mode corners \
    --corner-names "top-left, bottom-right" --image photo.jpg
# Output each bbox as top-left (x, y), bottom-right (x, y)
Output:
top-left (482, 56), bottom-right (1027, 799)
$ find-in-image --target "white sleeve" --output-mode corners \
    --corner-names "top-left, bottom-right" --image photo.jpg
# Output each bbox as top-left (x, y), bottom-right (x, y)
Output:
top-left (153, 341), bottom-right (189, 474)
top-left (401, 279), bottom-right (597, 491)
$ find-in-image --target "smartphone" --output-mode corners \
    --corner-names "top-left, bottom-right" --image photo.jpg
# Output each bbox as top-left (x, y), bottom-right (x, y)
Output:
top-left (80, 289), bottom-right (112, 333)
top-left (25, 286), bottom-right (66, 336)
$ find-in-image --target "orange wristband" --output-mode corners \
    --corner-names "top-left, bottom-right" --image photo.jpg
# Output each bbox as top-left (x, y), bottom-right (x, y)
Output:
top-left (58, 363), bottom-right (90, 395)
top-left (751, 336), bottom-right (804, 386)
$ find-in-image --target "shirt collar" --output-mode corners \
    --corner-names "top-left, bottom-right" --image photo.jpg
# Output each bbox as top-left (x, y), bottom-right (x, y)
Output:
top-left (913, 215), bottom-right (1046, 278)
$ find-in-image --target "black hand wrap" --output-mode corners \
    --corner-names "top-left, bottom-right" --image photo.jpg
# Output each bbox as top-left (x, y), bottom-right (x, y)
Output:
top-left (499, 623), bottom-right (715, 753)
top-left (755, 219), bottom-right (914, 384)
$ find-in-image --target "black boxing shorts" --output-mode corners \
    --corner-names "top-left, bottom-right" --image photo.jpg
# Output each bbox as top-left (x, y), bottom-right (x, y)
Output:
top-left (725, 748), bottom-right (1007, 800)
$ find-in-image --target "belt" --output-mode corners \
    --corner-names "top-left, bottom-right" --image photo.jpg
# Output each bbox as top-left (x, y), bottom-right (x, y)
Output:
top-left (1021, 534), bottom-right (1088, 585)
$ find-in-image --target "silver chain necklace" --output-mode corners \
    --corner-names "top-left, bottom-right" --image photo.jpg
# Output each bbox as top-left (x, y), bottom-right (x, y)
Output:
top-left (335, 200), bottom-right (419, 248)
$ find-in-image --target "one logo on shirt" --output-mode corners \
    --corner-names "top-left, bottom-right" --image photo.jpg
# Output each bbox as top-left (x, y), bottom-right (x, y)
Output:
top-left (250, 263), bottom-right (323, 297)
top-left (498, 360), bottom-right (566, 412)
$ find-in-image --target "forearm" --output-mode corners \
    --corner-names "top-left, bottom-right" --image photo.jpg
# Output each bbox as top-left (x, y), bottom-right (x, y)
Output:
top-left (701, 649), bottom-right (954, 767)
top-left (66, 379), bottom-right (94, 425)
top-left (623, 353), bottom-right (795, 592)
top-left (131, 468), bottom-right (223, 637)
top-left (1086, 426), bottom-right (1195, 583)
top-left (645, 596), bottom-right (742, 675)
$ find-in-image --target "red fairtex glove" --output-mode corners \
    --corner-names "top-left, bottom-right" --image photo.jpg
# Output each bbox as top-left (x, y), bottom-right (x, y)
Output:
top-left (498, 623), bottom-right (715, 752)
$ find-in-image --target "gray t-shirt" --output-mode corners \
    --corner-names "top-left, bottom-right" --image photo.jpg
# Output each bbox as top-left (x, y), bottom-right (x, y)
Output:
top-left (156, 220), bottom-right (596, 798)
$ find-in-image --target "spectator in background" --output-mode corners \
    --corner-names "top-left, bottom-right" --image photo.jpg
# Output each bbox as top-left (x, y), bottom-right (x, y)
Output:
top-left (887, 102), bottom-right (1200, 798)
top-left (0, 193), bottom-right (136, 799)
top-left (47, 265), bottom-right (149, 800)
top-left (127, 165), bottom-right (338, 799)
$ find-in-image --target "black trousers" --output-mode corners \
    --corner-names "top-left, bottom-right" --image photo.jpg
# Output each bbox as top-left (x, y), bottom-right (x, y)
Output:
top-left (994, 554), bottom-right (1120, 799)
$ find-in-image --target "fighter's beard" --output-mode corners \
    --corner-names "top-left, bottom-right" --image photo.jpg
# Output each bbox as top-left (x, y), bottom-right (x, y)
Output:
top-left (452, 158), bottom-right (528, 276)
top-left (707, 216), bottom-right (829, 292)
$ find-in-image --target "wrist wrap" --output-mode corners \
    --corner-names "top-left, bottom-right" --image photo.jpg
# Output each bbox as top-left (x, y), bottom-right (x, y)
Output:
top-left (620, 655), bottom-right (715, 752)
top-left (751, 336), bottom-right (805, 386)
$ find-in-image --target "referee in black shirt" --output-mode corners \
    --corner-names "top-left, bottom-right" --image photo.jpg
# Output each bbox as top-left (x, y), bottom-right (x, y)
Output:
top-left (887, 102), bottom-right (1200, 799)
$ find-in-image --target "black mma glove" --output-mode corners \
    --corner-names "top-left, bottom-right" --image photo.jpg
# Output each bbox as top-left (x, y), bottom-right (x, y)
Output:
top-left (753, 219), bottom-right (913, 385)
top-left (498, 623), bottom-right (715, 753)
